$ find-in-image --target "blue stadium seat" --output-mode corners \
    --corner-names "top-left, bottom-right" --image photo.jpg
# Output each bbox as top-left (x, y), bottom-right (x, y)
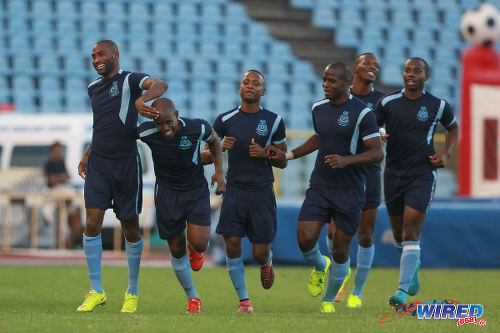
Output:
top-left (37, 55), bottom-right (60, 76)
top-left (166, 58), bottom-right (189, 78)
top-left (175, 40), bottom-right (198, 56)
top-left (222, 43), bottom-right (244, 59)
top-left (335, 26), bottom-right (360, 48)
top-left (312, 7), bottom-right (336, 29)
top-left (269, 42), bottom-right (294, 60)
top-left (365, 7), bottom-right (388, 26)
top-left (191, 60), bottom-right (216, 77)
top-left (6, 18), bottom-right (29, 34)
top-left (105, 2), bottom-right (127, 19)
top-left (214, 60), bottom-right (239, 80)
top-left (224, 3), bottom-right (249, 23)
top-left (11, 55), bottom-right (34, 75)
top-left (267, 61), bottom-right (290, 80)
top-left (380, 63), bottom-right (403, 86)
top-left (129, 21), bottom-right (149, 39)
top-left (40, 91), bottom-right (63, 113)
top-left (141, 58), bottom-right (162, 75)
top-left (390, 8), bottom-right (415, 27)
top-left (291, 60), bottom-right (316, 79)
top-left (130, 3), bottom-right (149, 20)
top-left (66, 91), bottom-right (89, 111)
top-left (81, 19), bottom-right (101, 36)
top-left (32, 19), bottom-right (53, 35)
top-left (201, 3), bottom-right (223, 23)
top-left (215, 93), bottom-right (239, 112)
top-left (176, 22), bottom-right (198, 40)
top-left (290, 0), bottom-right (314, 9)
top-left (82, 2), bottom-right (103, 20)
top-left (152, 3), bottom-right (174, 20)
top-left (55, 19), bottom-right (77, 36)
top-left (7, 35), bottom-right (31, 53)
top-left (5, 0), bottom-right (28, 17)
top-left (340, 7), bottom-right (361, 26)
top-left (54, 1), bottom-right (77, 19)
top-left (247, 23), bottom-right (271, 41)
top-left (199, 42), bottom-right (221, 57)
top-left (200, 23), bottom-right (222, 41)
top-left (177, 3), bottom-right (198, 21)
top-left (246, 42), bottom-right (268, 60)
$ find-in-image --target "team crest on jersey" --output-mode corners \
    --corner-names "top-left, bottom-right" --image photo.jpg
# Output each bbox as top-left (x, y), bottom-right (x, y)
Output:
top-left (338, 111), bottom-right (349, 126)
top-left (417, 106), bottom-right (429, 121)
top-left (256, 119), bottom-right (268, 136)
top-left (109, 81), bottom-right (119, 97)
top-left (178, 136), bottom-right (192, 150)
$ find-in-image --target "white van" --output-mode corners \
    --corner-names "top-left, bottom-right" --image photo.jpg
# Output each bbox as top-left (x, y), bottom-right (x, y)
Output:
top-left (0, 113), bottom-right (156, 247)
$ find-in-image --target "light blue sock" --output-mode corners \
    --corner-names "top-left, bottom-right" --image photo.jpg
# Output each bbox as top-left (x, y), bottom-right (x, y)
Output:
top-left (352, 244), bottom-right (375, 298)
top-left (326, 234), bottom-right (333, 253)
top-left (83, 234), bottom-right (103, 294)
top-left (399, 241), bottom-right (420, 293)
top-left (125, 237), bottom-right (143, 296)
top-left (301, 243), bottom-right (326, 271)
top-left (226, 256), bottom-right (249, 301)
top-left (322, 257), bottom-right (351, 303)
top-left (394, 240), bottom-right (403, 254)
top-left (171, 253), bottom-right (199, 300)
top-left (263, 250), bottom-right (273, 267)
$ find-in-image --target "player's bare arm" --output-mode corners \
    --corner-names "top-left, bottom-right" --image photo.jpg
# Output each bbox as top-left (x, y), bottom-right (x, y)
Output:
top-left (207, 130), bottom-right (226, 195)
top-left (429, 122), bottom-right (459, 168)
top-left (135, 78), bottom-right (168, 119)
top-left (77, 145), bottom-right (91, 179)
top-left (267, 134), bottom-right (319, 162)
top-left (324, 136), bottom-right (383, 169)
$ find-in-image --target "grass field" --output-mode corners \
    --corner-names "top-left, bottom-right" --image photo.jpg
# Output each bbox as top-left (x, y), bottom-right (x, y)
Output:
top-left (0, 265), bottom-right (498, 333)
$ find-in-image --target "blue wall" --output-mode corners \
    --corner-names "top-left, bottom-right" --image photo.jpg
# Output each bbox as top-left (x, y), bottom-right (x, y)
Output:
top-left (242, 198), bottom-right (500, 268)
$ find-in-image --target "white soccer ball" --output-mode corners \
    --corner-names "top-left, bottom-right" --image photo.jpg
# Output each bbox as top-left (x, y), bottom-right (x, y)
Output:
top-left (461, 3), bottom-right (500, 46)
top-left (379, 127), bottom-right (386, 135)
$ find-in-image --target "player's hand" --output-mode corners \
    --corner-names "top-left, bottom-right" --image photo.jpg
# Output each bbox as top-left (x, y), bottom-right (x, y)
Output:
top-left (266, 145), bottom-right (286, 161)
top-left (249, 138), bottom-right (266, 158)
top-left (324, 154), bottom-right (349, 168)
top-left (381, 133), bottom-right (390, 143)
top-left (77, 159), bottom-right (87, 179)
top-left (135, 98), bottom-right (159, 119)
top-left (429, 152), bottom-right (448, 168)
top-left (221, 137), bottom-right (236, 152)
top-left (211, 170), bottom-right (226, 195)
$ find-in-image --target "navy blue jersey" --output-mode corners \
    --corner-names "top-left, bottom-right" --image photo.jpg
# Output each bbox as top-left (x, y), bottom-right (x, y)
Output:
top-left (309, 94), bottom-right (380, 189)
top-left (88, 70), bottom-right (150, 159)
top-left (350, 88), bottom-right (385, 111)
top-left (138, 118), bottom-right (212, 190)
top-left (351, 88), bottom-right (385, 171)
top-left (374, 89), bottom-right (457, 176)
top-left (213, 106), bottom-right (286, 189)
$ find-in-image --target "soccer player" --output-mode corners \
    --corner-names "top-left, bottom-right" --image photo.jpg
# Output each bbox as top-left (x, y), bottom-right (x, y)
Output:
top-left (77, 40), bottom-right (167, 313)
top-left (325, 53), bottom-right (385, 308)
top-left (373, 57), bottom-right (459, 307)
top-left (206, 70), bottom-right (287, 313)
top-left (138, 98), bottom-right (225, 313)
top-left (268, 63), bottom-right (384, 314)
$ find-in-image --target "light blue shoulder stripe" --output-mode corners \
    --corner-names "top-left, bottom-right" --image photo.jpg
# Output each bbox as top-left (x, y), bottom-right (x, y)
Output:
top-left (445, 116), bottom-right (457, 127)
top-left (139, 127), bottom-right (158, 137)
top-left (350, 108), bottom-right (371, 155)
top-left (222, 109), bottom-right (239, 122)
top-left (88, 78), bottom-right (101, 88)
top-left (266, 115), bottom-right (282, 146)
top-left (119, 73), bottom-right (132, 124)
top-left (139, 76), bottom-right (150, 89)
top-left (427, 100), bottom-right (445, 144)
top-left (381, 91), bottom-right (403, 107)
top-left (363, 132), bottom-right (380, 141)
top-left (311, 99), bottom-right (329, 110)
top-left (192, 124), bottom-right (206, 165)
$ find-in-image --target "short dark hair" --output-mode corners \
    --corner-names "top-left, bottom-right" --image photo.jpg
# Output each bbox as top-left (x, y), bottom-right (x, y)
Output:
top-left (96, 40), bottom-right (119, 53)
top-left (354, 53), bottom-right (375, 65)
top-left (407, 57), bottom-right (430, 75)
top-left (50, 141), bottom-right (63, 150)
top-left (327, 62), bottom-right (352, 82)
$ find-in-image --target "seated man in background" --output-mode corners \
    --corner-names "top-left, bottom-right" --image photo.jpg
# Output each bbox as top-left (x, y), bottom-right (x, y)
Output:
top-left (44, 141), bottom-right (83, 248)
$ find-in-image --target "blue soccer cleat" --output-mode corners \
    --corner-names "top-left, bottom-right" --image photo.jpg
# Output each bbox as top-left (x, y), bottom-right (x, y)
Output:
top-left (389, 289), bottom-right (408, 308)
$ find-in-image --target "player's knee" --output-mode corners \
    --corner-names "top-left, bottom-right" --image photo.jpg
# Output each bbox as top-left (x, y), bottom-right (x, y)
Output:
top-left (332, 249), bottom-right (349, 263)
top-left (190, 240), bottom-right (208, 253)
top-left (358, 233), bottom-right (373, 248)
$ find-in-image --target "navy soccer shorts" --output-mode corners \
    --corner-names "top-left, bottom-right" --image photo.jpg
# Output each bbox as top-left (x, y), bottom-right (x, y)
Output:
top-left (363, 164), bottom-right (382, 210)
top-left (84, 152), bottom-right (142, 221)
top-left (154, 181), bottom-right (211, 240)
top-left (384, 170), bottom-right (437, 216)
top-left (298, 187), bottom-right (365, 236)
top-left (216, 184), bottom-right (277, 244)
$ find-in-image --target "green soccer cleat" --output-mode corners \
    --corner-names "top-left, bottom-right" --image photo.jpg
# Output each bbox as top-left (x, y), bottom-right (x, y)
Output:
top-left (320, 301), bottom-right (335, 313)
top-left (408, 259), bottom-right (421, 296)
top-left (77, 290), bottom-right (106, 312)
top-left (121, 293), bottom-right (138, 313)
top-left (389, 290), bottom-right (408, 308)
top-left (334, 267), bottom-right (352, 302)
top-left (347, 294), bottom-right (362, 309)
top-left (308, 256), bottom-right (331, 297)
